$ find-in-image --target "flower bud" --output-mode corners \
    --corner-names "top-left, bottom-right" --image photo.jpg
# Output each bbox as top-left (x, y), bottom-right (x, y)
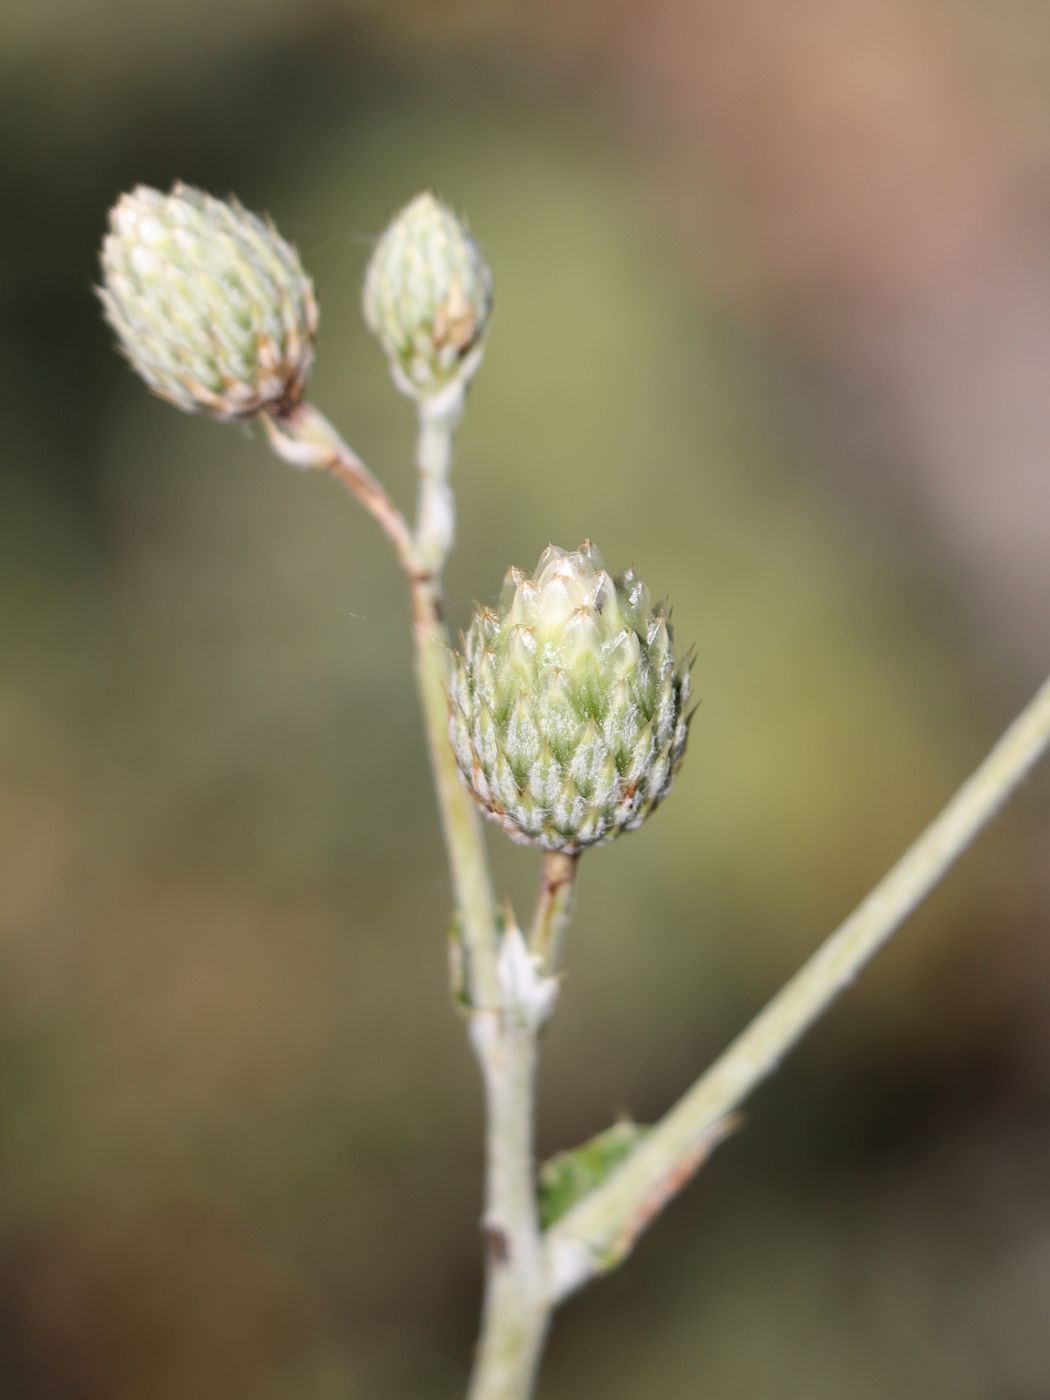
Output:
top-left (362, 192), bottom-right (493, 403)
top-left (99, 183), bottom-right (318, 420)
top-left (450, 542), bottom-right (692, 852)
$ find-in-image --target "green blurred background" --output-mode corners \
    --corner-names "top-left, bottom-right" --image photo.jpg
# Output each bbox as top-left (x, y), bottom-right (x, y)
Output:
top-left (2, 2), bottom-right (1049, 1396)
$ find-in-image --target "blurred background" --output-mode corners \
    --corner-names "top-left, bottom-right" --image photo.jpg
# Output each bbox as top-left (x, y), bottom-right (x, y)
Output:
top-left (2, 2), bottom-right (1049, 1396)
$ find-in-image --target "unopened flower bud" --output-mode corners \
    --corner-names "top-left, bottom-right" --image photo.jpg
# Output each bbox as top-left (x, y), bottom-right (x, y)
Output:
top-left (362, 192), bottom-right (493, 404)
top-left (450, 542), bottom-right (692, 852)
top-left (99, 183), bottom-right (318, 420)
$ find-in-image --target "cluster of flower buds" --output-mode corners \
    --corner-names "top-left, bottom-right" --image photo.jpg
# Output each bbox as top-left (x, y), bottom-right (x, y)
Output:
top-left (450, 542), bottom-right (692, 852)
top-left (100, 184), bottom-right (494, 420)
top-left (99, 187), bottom-right (691, 853)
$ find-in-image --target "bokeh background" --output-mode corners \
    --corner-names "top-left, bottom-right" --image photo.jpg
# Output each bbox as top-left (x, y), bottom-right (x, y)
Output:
top-left (2, 2), bottom-right (1050, 1396)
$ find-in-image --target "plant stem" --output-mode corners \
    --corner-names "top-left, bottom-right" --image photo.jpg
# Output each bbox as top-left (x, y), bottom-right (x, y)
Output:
top-left (262, 398), bottom-right (502, 1012)
top-left (414, 390), bottom-right (462, 574)
top-left (530, 851), bottom-right (580, 975)
top-left (408, 397), bottom-right (502, 1014)
top-left (261, 402), bottom-right (416, 573)
top-left (545, 671), bottom-right (1050, 1302)
top-left (467, 1014), bottom-right (550, 1400)
top-left (408, 400), bottom-right (556, 1400)
top-left (410, 567), bottom-right (502, 1011)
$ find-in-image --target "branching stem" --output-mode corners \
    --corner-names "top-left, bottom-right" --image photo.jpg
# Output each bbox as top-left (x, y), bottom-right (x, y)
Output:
top-left (264, 394), bottom-right (1050, 1400)
top-left (263, 398), bottom-right (501, 1013)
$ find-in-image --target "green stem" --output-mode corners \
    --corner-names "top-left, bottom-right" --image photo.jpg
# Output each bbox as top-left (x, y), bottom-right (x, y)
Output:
top-left (529, 851), bottom-right (580, 975)
top-left (263, 398), bottom-right (501, 1012)
top-left (411, 397), bottom-right (555, 1395)
top-left (545, 671), bottom-right (1050, 1301)
top-left (409, 396), bottom-right (501, 1014)
top-left (414, 391), bottom-right (462, 574)
top-left (411, 568), bottom-right (502, 1011)
top-left (262, 402), bottom-right (416, 572)
top-left (267, 394), bottom-right (550, 1395)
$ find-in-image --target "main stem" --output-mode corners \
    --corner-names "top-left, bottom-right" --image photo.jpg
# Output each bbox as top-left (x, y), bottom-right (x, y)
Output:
top-left (410, 405), bottom-right (550, 1399)
top-left (410, 566), bottom-right (502, 1012)
top-left (467, 1015), bottom-right (549, 1400)
top-left (409, 393), bottom-right (505, 1012)
top-left (269, 395), bottom-right (546, 1396)
top-left (545, 670), bottom-right (1050, 1300)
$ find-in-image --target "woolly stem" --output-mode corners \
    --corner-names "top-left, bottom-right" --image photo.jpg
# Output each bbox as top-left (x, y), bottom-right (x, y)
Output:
top-left (466, 1014), bottom-right (549, 1400)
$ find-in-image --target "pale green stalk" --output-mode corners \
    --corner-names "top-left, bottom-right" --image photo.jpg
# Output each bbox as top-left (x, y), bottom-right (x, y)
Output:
top-left (411, 567), bottom-right (502, 1012)
top-left (414, 405), bottom-right (553, 1399)
top-left (467, 1015), bottom-right (548, 1400)
top-left (529, 851), bottom-right (580, 975)
top-left (264, 401), bottom-right (501, 1012)
top-left (407, 394), bottom-right (502, 1012)
top-left (544, 672), bottom-right (1050, 1302)
top-left (414, 389), bottom-right (463, 574)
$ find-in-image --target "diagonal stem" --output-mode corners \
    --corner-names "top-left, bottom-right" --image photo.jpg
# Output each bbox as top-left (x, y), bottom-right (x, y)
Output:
top-left (262, 402), bottom-right (417, 573)
top-left (262, 398), bottom-right (501, 1012)
top-left (545, 671), bottom-right (1050, 1302)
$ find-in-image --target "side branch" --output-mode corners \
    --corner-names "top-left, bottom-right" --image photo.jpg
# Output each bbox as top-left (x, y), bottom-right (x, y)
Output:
top-left (545, 672), bottom-right (1050, 1303)
top-left (261, 398), bottom-right (502, 1012)
top-left (262, 401), bottom-right (417, 574)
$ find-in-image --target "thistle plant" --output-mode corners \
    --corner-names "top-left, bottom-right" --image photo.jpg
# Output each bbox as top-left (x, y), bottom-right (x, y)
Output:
top-left (99, 181), bottom-right (1050, 1400)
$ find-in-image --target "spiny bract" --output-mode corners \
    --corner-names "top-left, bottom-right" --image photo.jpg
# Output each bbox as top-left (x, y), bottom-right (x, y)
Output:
top-left (99, 183), bottom-right (317, 420)
top-left (450, 542), bottom-right (692, 853)
top-left (362, 192), bottom-right (493, 402)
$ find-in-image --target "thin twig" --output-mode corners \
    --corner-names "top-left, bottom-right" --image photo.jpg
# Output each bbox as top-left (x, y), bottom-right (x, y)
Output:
top-left (545, 672), bottom-right (1050, 1303)
top-left (529, 851), bottom-right (580, 975)
top-left (262, 402), bottom-right (417, 573)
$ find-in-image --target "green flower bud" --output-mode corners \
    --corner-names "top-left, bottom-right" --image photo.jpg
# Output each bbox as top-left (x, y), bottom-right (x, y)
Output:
top-left (99, 183), bottom-right (318, 420)
top-left (362, 192), bottom-right (493, 404)
top-left (450, 542), bottom-right (692, 853)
